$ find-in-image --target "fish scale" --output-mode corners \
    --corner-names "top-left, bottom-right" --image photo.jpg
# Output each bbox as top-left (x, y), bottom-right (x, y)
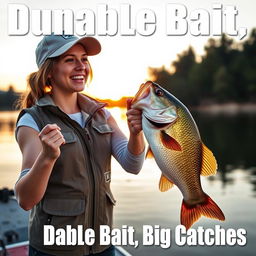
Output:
top-left (164, 109), bottom-right (203, 199)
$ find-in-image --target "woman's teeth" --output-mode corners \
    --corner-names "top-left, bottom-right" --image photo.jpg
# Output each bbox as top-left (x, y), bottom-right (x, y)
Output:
top-left (71, 75), bottom-right (84, 80)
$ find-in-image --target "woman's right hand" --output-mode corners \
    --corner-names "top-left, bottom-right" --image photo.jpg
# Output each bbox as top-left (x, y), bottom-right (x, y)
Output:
top-left (38, 124), bottom-right (65, 160)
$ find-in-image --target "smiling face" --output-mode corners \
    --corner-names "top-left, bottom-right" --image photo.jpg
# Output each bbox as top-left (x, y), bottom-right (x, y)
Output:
top-left (49, 44), bottom-right (90, 94)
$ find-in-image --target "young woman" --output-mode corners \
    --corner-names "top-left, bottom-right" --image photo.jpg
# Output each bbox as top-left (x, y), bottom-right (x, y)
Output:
top-left (15, 35), bottom-right (145, 256)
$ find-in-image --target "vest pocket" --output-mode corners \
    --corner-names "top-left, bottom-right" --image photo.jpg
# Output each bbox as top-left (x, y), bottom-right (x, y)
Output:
top-left (105, 191), bottom-right (116, 228)
top-left (62, 131), bottom-right (77, 143)
top-left (92, 123), bottom-right (113, 134)
top-left (43, 198), bottom-right (85, 216)
top-left (106, 191), bottom-right (116, 206)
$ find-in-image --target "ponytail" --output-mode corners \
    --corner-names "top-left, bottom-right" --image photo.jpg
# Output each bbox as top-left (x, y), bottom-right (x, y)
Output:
top-left (18, 58), bottom-right (55, 109)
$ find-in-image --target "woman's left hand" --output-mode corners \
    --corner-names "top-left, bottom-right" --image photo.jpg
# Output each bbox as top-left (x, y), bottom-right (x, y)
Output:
top-left (126, 98), bottom-right (143, 135)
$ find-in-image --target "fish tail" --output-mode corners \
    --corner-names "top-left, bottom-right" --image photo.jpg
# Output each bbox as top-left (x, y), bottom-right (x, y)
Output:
top-left (180, 194), bottom-right (225, 230)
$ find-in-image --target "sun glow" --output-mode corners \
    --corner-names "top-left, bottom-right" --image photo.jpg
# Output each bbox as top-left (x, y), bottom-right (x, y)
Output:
top-left (1, 0), bottom-right (255, 101)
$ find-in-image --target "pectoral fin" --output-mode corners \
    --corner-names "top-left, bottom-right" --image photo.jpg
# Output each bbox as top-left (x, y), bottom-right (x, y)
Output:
top-left (159, 174), bottom-right (174, 192)
top-left (146, 147), bottom-right (154, 159)
top-left (201, 143), bottom-right (218, 176)
top-left (160, 131), bottom-right (182, 151)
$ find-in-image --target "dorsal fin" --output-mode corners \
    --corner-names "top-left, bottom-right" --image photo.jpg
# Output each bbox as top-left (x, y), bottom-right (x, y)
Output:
top-left (159, 174), bottom-right (174, 192)
top-left (201, 143), bottom-right (218, 176)
top-left (160, 131), bottom-right (182, 151)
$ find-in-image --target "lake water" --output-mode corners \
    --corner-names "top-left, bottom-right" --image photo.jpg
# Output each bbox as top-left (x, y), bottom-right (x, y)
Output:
top-left (0, 109), bottom-right (255, 256)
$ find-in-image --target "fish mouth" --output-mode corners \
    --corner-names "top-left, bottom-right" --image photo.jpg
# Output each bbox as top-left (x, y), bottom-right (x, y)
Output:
top-left (132, 81), bottom-right (152, 103)
top-left (144, 116), bottom-right (172, 128)
top-left (143, 105), bottom-right (177, 128)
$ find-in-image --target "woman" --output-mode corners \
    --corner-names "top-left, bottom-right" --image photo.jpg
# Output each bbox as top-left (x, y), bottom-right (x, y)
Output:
top-left (15, 34), bottom-right (145, 256)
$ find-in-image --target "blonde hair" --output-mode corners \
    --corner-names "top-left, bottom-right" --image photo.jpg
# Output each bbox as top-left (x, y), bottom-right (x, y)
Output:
top-left (18, 58), bottom-right (93, 109)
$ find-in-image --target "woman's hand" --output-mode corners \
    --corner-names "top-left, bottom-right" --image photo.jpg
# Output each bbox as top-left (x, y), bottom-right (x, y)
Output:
top-left (126, 98), bottom-right (145, 156)
top-left (126, 98), bottom-right (143, 136)
top-left (39, 124), bottom-right (65, 160)
top-left (16, 124), bottom-right (65, 210)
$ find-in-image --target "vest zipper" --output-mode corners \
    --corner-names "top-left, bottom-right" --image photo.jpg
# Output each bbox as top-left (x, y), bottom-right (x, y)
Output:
top-left (47, 215), bottom-right (53, 225)
top-left (47, 104), bottom-right (106, 255)
top-left (85, 129), bottom-right (91, 141)
top-left (83, 106), bottom-right (105, 254)
top-left (63, 124), bottom-right (95, 254)
top-left (64, 105), bottom-right (105, 255)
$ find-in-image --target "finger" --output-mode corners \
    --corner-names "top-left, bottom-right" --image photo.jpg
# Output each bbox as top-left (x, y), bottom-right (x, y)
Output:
top-left (39, 124), bottom-right (60, 136)
top-left (39, 129), bottom-right (62, 141)
top-left (130, 119), bottom-right (142, 125)
top-left (127, 108), bottom-right (142, 115)
top-left (48, 132), bottom-right (64, 145)
top-left (130, 122), bottom-right (142, 129)
top-left (127, 114), bottom-right (142, 122)
top-left (127, 115), bottom-right (142, 121)
top-left (40, 131), bottom-right (63, 146)
top-left (42, 136), bottom-right (64, 152)
top-left (126, 110), bottom-right (142, 122)
top-left (54, 136), bottom-right (66, 147)
top-left (126, 98), bottom-right (133, 110)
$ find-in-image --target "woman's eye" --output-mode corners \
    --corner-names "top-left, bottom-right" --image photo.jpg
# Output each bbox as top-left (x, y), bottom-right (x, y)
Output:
top-left (64, 57), bottom-right (88, 63)
top-left (65, 58), bottom-right (74, 62)
top-left (155, 88), bottom-right (164, 97)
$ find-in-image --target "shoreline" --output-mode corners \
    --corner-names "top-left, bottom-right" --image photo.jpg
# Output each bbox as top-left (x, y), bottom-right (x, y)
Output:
top-left (191, 103), bottom-right (256, 114)
top-left (1, 102), bottom-right (256, 114)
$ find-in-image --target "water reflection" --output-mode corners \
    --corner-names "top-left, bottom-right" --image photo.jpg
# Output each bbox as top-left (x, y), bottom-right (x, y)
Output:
top-left (192, 112), bottom-right (256, 189)
top-left (0, 120), bottom-right (15, 134)
top-left (248, 167), bottom-right (256, 197)
top-left (0, 111), bottom-right (17, 139)
top-left (1, 110), bottom-right (256, 188)
top-left (193, 112), bottom-right (256, 169)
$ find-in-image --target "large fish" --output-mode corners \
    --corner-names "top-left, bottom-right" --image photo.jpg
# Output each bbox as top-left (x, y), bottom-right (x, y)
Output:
top-left (131, 81), bottom-right (225, 229)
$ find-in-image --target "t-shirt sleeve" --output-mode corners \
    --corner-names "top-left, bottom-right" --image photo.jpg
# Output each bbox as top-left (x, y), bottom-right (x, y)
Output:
top-left (15, 113), bottom-right (40, 140)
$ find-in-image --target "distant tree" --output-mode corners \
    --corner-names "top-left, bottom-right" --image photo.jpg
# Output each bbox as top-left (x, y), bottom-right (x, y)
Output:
top-left (213, 66), bottom-right (233, 101)
top-left (149, 46), bottom-right (197, 106)
top-left (242, 29), bottom-right (256, 100)
top-left (0, 85), bottom-right (20, 110)
top-left (148, 29), bottom-right (256, 106)
top-left (148, 66), bottom-right (172, 86)
top-left (172, 46), bottom-right (196, 78)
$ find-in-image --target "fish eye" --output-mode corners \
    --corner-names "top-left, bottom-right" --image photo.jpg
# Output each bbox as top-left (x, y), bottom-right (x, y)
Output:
top-left (155, 88), bottom-right (164, 97)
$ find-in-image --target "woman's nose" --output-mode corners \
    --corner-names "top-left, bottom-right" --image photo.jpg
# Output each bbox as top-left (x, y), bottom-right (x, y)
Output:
top-left (75, 60), bottom-right (86, 70)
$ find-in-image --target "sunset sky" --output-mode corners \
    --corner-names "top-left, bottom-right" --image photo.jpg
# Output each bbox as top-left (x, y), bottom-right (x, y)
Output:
top-left (0, 0), bottom-right (255, 100)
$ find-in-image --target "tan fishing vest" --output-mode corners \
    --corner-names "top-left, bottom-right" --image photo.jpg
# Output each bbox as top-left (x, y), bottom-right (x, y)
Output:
top-left (17, 93), bottom-right (116, 256)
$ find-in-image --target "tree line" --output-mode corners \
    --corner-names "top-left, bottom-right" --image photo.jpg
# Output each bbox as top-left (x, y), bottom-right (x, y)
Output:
top-left (0, 86), bottom-right (21, 110)
top-left (148, 29), bottom-right (256, 107)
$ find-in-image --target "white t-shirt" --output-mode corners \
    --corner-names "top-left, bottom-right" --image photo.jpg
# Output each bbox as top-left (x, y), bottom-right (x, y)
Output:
top-left (16, 109), bottom-right (145, 180)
